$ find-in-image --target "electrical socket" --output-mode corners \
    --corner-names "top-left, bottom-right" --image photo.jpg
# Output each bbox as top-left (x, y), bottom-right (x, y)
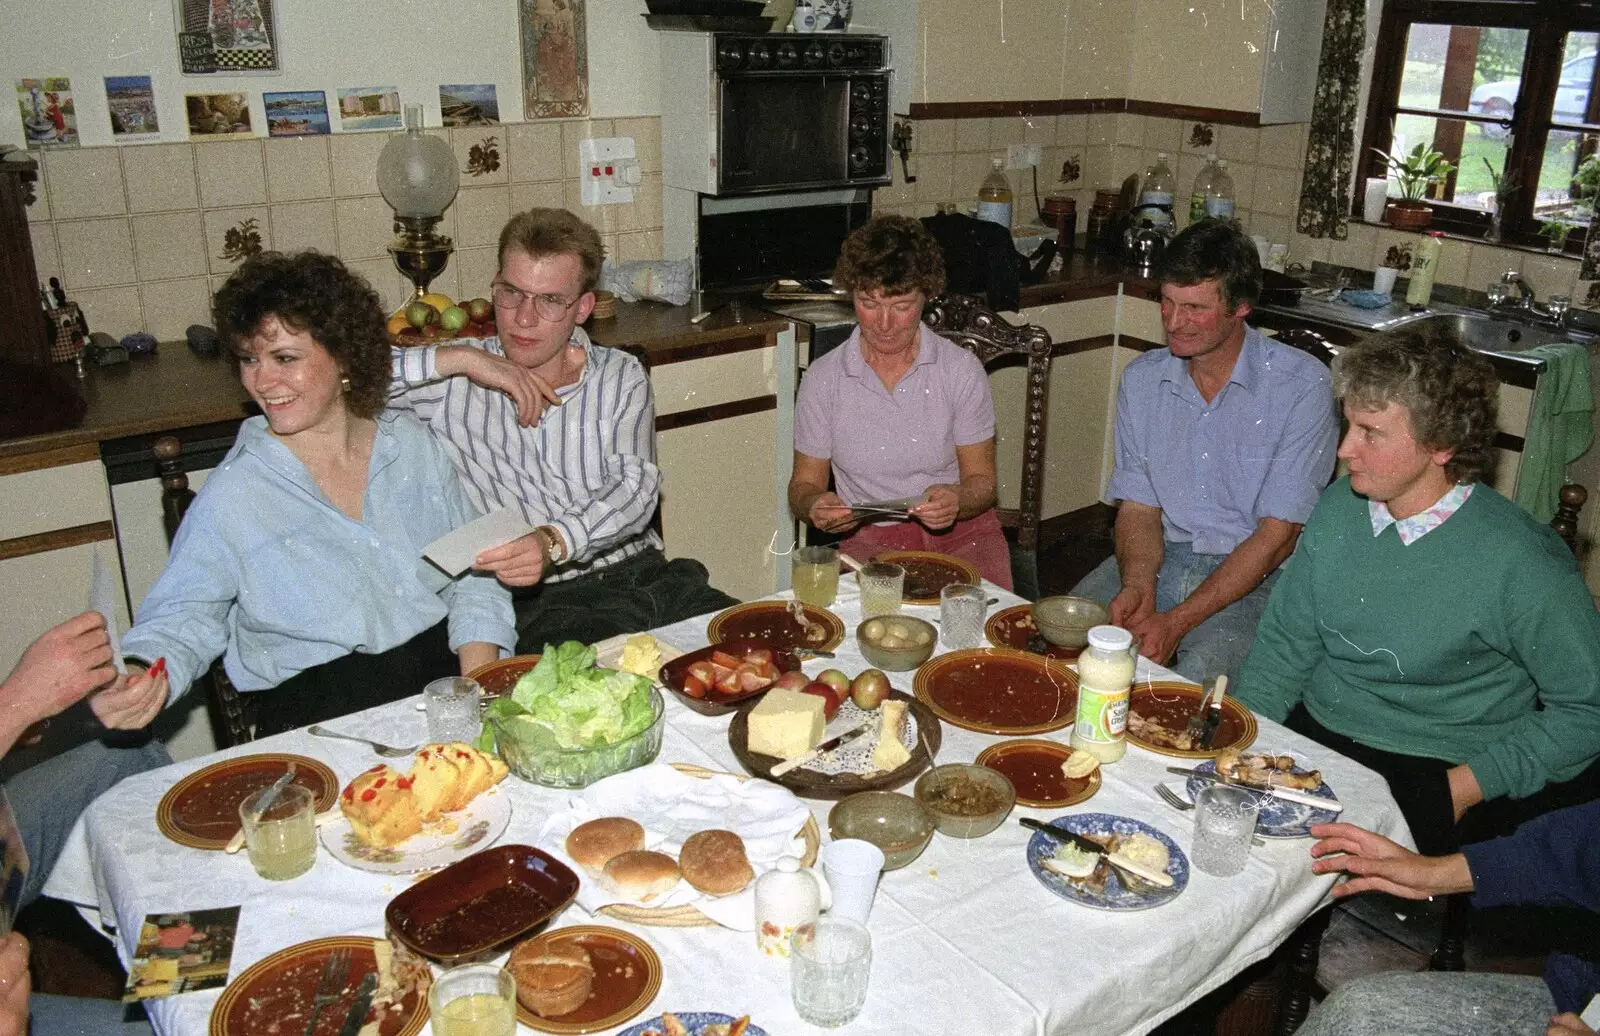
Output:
top-left (1006, 143), bottom-right (1041, 170)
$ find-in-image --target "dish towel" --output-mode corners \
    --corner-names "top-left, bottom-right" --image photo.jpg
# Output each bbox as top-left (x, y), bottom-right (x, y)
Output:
top-left (1515, 342), bottom-right (1593, 524)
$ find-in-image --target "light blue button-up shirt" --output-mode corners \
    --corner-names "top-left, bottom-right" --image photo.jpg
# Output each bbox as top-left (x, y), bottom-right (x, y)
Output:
top-left (1105, 325), bottom-right (1337, 555)
top-left (123, 411), bottom-right (515, 701)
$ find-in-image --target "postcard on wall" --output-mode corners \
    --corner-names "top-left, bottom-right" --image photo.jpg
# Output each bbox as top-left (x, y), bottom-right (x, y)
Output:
top-left (186, 92), bottom-right (253, 139)
top-left (440, 84), bottom-right (500, 126)
top-left (15, 77), bottom-right (78, 149)
top-left (264, 90), bottom-right (330, 137)
top-left (173, 0), bottom-right (281, 75)
top-left (520, 0), bottom-right (589, 119)
top-left (106, 75), bottom-right (160, 139)
top-left (123, 906), bottom-right (240, 1001)
top-left (337, 87), bottom-right (402, 132)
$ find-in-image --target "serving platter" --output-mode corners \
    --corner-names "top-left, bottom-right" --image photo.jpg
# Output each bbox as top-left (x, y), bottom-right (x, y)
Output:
top-left (1183, 758), bottom-right (1340, 839)
top-left (728, 690), bottom-right (941, 799)
top-left (208, 935), bottom-right (427, 1036)
top-left (975, 739), bottom-right (1100, 808)
top-left (1025, 813), bottom-right (1189, 911)
top-left (321, 784), bottom-right (511, 875)
top-left (157, 753), bottom-right (338, 851)
top-left (984, 604), bottom-right (1082, 660)
top-left (517, 926), bottom-right (662, 1034)
top-left (706, 600), bottom-right (844, 653)
top-left (386, 845), bottom-right (580, 964)
top-left (873, 550), bottom-right (981, 605)
top-left (619, 1014), bottom-right (769, 1036)
top-left (1126, 682), bottom-right (1257, 758)
top-left (912, 648), bottom-right (1079, 735)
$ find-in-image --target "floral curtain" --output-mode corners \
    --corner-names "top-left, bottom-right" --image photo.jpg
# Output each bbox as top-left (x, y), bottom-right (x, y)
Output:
top-left (1296, 0), bottom-right (1366, 240)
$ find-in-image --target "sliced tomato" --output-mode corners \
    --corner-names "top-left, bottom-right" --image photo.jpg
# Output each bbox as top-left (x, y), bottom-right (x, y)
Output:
top-left (680, 673), bottom-right (709, 698)
top-left (710, 649), bottom-right (746, 670)
top-left (715, 670), bottom-right (744, 696)
top-left (736, 663), bottom-right (771, 692)
top-left (686, 661), bottom-right (718, 687)
top-left (743, 648), bottom-right (775, 666)
top-left (753, 660), bottom-right (782, 682)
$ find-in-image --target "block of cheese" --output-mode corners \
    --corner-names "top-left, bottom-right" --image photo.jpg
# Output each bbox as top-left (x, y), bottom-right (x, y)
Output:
top-left (618, 634), bottom-right (663, 677)
top-left (873, 700), bottom-right (911, 772)
top-left (747, 688), bottom-right (827, 760)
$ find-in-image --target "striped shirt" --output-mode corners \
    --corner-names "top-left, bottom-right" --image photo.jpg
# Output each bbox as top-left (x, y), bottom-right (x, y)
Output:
top-left (389, 326), bottom-right (663, 582)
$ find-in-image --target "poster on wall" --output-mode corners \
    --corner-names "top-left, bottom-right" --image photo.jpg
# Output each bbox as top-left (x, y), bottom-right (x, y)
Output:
top-left (337, 87), bottom-right (402, 132)
top-left (440, 84), bottom-right (500, 126)
top-left (520, 0), bottom-right (588, 119)
top-left (173, 0), bottom-right (281, 75)
top-left (185, 92), bottom-right (253, 139)
top-left (263, 90), bottom-right (330, 136)
top-left (106, 76), bottom-right (160, 139)
top-left (15, 78), bottom-right (78, 149)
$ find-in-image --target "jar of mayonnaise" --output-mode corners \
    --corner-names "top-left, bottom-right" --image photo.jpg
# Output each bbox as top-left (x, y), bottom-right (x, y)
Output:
top-left (1069, 625), bottom-right (1136, 763)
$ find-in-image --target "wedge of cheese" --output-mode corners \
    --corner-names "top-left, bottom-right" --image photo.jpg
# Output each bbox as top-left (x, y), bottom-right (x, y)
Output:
top-left (747, 689), bottom-right (827, 760)
top-left (872, 700), bottom-right (911, 772)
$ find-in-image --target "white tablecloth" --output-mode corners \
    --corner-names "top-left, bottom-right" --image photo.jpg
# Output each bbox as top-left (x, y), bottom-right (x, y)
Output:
top-left (45, 580), bottom-right (1411, 1036)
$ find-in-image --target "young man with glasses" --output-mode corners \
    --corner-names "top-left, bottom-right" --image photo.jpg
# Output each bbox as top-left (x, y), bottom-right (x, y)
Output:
top-left (389, 208), bottom-right (737, 649)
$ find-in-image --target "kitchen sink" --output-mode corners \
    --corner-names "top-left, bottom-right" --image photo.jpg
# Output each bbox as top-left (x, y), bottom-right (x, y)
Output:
top-left (1389, 312), bottom-right (1574, 354)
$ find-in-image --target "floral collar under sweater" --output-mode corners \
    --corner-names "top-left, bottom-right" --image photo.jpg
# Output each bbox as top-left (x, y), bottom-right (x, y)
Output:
top-left (1368, 482), bottom-right (1475, 545)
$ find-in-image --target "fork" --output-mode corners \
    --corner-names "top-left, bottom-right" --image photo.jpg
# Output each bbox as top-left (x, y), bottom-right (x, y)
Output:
top-left (306, 726), bottom-right (418, 758)
top-left (303, 947), bottom-right (350, 1036)
top-left (1154, 784), bottom-right (1266, 847)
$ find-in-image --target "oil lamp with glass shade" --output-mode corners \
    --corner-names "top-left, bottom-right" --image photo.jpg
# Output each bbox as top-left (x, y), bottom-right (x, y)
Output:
top-left (377, 103), bottom-right (459, 299)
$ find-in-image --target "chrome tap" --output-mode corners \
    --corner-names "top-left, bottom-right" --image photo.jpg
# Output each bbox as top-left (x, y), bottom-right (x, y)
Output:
top-left (1492, 270), bottom-right (1564, 328)
top-left (1499, 270), bottom-right (1536, 307)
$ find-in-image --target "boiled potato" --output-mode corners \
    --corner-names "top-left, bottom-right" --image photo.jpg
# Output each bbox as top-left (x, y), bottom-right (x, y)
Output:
top-left (910, 627), bottom-right (932, 646)
top-left (862, 618), bottom-right (887, 641)
top-left (879, 633), bottom-right (908, 649)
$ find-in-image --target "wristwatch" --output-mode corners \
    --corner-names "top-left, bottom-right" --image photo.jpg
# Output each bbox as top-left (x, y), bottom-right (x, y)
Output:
top-left (534, 525), bottom-right (567, 566)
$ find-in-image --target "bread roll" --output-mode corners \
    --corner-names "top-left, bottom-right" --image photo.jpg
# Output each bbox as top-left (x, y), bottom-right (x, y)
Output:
top-left (602, 849), bottom-right (681, 902)
top-left (507, 935), bottom-right (594, 1018)
top-left (565, 817), bottom-right (646, 875)
top-left (679, 829), bottom-right (754, 896)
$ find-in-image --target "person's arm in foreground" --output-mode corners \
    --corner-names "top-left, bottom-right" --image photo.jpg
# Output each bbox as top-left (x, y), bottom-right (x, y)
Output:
top-left (0, 613), bottom-right (117, 755)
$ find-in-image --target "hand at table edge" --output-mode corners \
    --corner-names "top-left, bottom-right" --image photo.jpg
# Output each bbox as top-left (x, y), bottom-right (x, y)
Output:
top-left (1308, 821), bottom-right (1474, 900)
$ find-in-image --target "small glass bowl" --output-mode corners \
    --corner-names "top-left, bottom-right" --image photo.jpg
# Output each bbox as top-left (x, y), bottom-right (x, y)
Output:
top-left (914, 763), bottom-right (1016, 838)
top-left (828, 791), bottom-right (935, 870)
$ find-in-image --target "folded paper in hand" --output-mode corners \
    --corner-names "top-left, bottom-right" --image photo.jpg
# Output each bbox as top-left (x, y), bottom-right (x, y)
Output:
top-left (422, 508), bottom-right (534, 577)
top-left (90, 548), bottom-right (126, 675)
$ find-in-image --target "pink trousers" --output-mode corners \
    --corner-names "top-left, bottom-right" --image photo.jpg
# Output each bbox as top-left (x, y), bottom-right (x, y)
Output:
top-left (838, 508), bottom-right (1013, 591)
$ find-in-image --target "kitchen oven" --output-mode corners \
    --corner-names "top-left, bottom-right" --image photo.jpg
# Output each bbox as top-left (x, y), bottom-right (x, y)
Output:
top-left (661, 32), bottom-right (892, 196)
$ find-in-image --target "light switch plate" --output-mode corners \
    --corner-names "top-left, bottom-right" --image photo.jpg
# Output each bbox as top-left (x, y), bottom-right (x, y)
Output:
top-left (579, 136), bottom-right (637, 206)
top-left (1007, 143), bottom-right (1041, 170)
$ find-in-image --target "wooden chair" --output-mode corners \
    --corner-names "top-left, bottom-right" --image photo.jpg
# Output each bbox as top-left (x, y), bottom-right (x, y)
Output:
top-left (154, 436), bottom-right (255, 747)
top-left (922, 293), bottom-right (1053, 599)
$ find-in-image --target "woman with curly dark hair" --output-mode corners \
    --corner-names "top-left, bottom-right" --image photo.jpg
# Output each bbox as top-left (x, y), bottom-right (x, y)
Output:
top-left (105, 252), bottom-right (515, 737)
top-left (788, 215), bottom-right (1010, 588)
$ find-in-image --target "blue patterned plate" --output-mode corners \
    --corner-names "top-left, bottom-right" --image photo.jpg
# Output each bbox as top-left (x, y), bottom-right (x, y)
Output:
top-left (619, 1013), bottom-right (769, 1036)
top-left (1184, 759), bottom-right (1338, 839)
top-left (1026, 813), bottom-right (1188, 910)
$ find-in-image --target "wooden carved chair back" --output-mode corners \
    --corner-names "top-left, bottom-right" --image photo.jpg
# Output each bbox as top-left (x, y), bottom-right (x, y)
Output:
top-left (921, 293), bottom-right (1053, 598)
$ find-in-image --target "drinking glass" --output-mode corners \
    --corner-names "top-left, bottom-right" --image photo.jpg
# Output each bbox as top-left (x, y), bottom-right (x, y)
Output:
top-left (1191, 784), bottom-right (1260, 877)
top-left (425, 677), bottom-right (483, 744)
top-left (238, 784), bottom-right (316, 881)
top-left (792, 545), bottom-right (840, 608)
top-left (429, 964), bottom-right (517, 1036)
top-left (858, 563), bottom-right (905, 617)
top-left (939, 583), bottom-right (987, 649)
top-left (791, 916), bottom-right (872, 1028)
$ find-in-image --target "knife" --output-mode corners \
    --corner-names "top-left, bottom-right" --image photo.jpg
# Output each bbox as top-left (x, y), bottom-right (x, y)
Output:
top-left (1168, 766), bottom-right (1344, 814)
top-left (769, 718), bottom-right (877, 777)
top-left (1199, 675), bottom-right (1228, 749)
top-left (1019, 818), bottom-right (1175, 889)
top-left (336, 972), bottom-right (378, 1036)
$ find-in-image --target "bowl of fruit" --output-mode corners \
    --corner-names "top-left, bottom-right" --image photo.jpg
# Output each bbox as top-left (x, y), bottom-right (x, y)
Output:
top-left (657, 640), bottom-right (804, 716)
top-left (388, 294), bottom-right (498, 345)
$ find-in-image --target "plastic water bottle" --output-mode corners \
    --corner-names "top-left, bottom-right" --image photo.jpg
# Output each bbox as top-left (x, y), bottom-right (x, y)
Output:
top-left (1206, 159), bottom-right (1237, 222)
top-left (1140, 152), bottom-right (1176, 232)
top-left (977, 158), bottom-right (1013, 228)
top-left (1189, 154), bottom-right (1217, 224)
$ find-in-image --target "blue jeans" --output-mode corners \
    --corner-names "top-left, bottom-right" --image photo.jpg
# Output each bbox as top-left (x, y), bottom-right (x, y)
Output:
top-left (1068, 541), bottom-right (1279, 686)
top-left (7, 737), bottom-right (170, 910)
top-left (30, 994), bottom-right (153, 1035)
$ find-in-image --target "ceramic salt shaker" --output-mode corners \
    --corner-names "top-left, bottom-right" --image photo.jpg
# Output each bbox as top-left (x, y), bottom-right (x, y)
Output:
top-left (754, 856), bottom-right (821, 958)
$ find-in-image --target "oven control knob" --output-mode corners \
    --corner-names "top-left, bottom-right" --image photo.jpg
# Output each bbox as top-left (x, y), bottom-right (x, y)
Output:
top-left (803, 41), bottom-right (825, 66)
top-left (828, 42), bottom-right (847, 66)
top-left (747, 41), bottom-right (771, 68)
top-left (776, 41), bottom-right (798, 67)
top-left (717, 40), bottom-right (744, 69)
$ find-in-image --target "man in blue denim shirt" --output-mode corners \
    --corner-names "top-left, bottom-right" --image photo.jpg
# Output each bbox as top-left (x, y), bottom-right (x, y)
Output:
top-left (1070, 221), bottom-right (1337, 684)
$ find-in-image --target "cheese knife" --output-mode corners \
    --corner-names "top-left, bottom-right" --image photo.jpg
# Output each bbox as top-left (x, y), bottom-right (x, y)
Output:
top-left (1018, 818), bottom-right (1175, 889)
top-left (1198, 674), bottom-right (1228, 749)
top-left (1168, 766), bottom-right (1344, 813)
top-left (336, 972), bottom-right (378, 1036)
top-left (769, 718), bottom-right (877, 777)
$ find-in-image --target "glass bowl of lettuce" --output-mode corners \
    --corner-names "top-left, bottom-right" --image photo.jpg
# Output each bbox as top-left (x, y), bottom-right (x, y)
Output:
top-left (480, 641), bottom-right (665, 788)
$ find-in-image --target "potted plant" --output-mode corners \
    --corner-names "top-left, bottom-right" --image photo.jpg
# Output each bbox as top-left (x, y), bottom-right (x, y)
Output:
top-left (1483, 158), bottom-right (1517, 242)
top-left (1373, 142), bottom-right (1455, 230)
top-left (1373, 243), bottom-right (1411, 295)
top-left (1540, 217), bottom-right (1578, 253)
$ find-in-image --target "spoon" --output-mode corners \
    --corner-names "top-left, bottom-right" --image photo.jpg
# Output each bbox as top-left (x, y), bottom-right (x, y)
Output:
top-left (306, 725), bottom-right (419, 758)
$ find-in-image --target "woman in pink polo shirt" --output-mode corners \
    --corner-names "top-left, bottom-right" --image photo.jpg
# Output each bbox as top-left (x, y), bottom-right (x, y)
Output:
top-left (788, 215), bottom-right (1010, 589)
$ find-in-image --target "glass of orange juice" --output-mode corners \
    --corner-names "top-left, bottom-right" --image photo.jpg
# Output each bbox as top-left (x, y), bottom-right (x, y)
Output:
top-left (792, 545), bottom-right (840, 608)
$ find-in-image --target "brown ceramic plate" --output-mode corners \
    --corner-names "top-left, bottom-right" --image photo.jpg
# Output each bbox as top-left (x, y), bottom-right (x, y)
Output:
top-left (975, 739), bottom-right (1101, 808)
top-left (985, 604), bottom-right (1083, 661)
top-left (208, 935), bottom-right (427, 1036)
top-left (467, 654), bottom-right (543, 700)
top-left (514, 926), bottom-right (662, 1034)
top-left (706, 601), bottom-right (844, 652)
top-left (157, 753), bottom-right (338, 851)
top-left (913, 648), bottom-right (1079, 735)
top-left (1126, 682), bottom-right (1258, 759)
top-left (728, 689), bottom-right (941, 800)
top-left (873, 551), bottom-right (981, 605)
top-left (385, 845), bottom-right (580, 965)
top-left (658, 639), bottom-right (804, 716)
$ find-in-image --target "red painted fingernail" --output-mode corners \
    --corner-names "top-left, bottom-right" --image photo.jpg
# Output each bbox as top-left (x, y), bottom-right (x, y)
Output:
top-left (149, 657), bottom-right (166, 679)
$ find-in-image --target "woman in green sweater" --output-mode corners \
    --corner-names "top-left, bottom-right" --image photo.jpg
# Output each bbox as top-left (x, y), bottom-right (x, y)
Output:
top-left (1236, 328), bottom-right (1600, 856)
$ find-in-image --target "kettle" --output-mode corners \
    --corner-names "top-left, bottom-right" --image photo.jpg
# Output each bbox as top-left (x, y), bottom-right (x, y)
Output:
top-left (1124, 203), bottom-right (1172, 272)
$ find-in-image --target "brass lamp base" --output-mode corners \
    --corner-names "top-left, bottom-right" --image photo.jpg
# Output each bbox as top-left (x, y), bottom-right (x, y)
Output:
top-left (388, 215), bottom-right (454, 299)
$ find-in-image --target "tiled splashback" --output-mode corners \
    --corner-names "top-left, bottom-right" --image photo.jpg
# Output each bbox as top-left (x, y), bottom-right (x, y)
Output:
top-left (879, 111), bottom-right (1593, 308)
top-left (25, 117), bottom-right (664, 341)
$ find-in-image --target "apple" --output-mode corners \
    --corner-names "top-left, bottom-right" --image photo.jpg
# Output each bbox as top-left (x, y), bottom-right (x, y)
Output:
top-left (773, 670), bottom-right (810, 693)
top-left (440, 305), bottom-right (469, 332)
top-left (817, 669), bottom-right (851, 696)
top-left (405, 300), bottom-right (435, 331)
top-left (851, 669), bottom-right (891, 710)
top-left (466, 297), bottom-right (493, 323)
top-left (801, 681), bottom-right (841, 720)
